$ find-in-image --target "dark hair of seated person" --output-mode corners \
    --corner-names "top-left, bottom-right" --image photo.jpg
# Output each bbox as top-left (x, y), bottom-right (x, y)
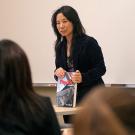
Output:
top-left (0, 39), bottom-right (61, 135)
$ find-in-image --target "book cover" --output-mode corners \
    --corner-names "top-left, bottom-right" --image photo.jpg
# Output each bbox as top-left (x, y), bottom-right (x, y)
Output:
top-left (56, 72), bottom-right (77, 107)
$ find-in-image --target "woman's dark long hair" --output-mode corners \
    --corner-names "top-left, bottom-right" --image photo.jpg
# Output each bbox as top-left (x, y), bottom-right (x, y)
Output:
top-left (51, 5), bottom-right (85, 56)
top-left (0, 39), bottom-right (46, 123)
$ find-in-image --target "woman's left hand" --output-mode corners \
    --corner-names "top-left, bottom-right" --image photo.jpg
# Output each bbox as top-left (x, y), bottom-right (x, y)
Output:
top-left (71, 70), bottom-right (82, 83)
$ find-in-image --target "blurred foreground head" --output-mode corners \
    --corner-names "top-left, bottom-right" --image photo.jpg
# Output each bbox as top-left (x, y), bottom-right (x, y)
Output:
top-left (73, 86), bottom-right (135, 135)
top-left (0, 39), bottom-right (33, 99)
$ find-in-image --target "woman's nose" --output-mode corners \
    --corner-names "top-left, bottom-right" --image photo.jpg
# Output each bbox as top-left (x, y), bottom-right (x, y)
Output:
top-left (59, 23), bottom-right (64, 28)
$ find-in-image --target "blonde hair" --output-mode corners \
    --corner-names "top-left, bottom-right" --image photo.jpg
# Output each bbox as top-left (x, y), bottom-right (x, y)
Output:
top-left (73, 87), bottom-right (135, 135)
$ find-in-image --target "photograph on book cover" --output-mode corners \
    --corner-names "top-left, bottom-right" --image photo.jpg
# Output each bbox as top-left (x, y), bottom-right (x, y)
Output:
top-left (56, 72), bottom-right (77, 107)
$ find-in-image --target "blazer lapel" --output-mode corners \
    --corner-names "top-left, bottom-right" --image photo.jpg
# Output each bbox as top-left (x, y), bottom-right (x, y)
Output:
top-left (73, 39), bottom-right (82, 70)
top-left (61, 42), bottom-right (67, 69)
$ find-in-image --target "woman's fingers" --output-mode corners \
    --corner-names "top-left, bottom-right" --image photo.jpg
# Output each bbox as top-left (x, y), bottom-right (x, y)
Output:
top-left (55, 67), bottom-right (65, 78)
top-left (71, 70), bottom-right (82, 83)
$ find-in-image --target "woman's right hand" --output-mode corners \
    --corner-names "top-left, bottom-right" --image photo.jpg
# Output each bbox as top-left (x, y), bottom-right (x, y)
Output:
top-left (54, 67), bottom-right (66, 78)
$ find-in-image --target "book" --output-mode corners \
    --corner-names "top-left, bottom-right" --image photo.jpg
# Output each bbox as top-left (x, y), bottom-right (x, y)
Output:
top-left (56, 72), bottom-right (77, 107)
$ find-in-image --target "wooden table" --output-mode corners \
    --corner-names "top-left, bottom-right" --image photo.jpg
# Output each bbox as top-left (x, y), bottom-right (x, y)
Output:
top-left (54, 105), bottom-right (81, 115)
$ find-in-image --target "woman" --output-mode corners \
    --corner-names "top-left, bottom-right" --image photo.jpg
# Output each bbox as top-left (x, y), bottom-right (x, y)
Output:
top-left (51, 5), bottom-right (106, 103)
top-left (0, 39), bottom-right (61, 135)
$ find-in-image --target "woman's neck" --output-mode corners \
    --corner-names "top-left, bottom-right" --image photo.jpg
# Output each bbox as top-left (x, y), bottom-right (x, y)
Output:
top-left (67, 41), bottom-right (72, 57)
top-left (66, 35), bottom-right (73, 57)
top-left (66, 34), bottom-right (72, 45)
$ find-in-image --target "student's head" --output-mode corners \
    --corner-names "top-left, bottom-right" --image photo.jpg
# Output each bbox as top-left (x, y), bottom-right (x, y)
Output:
top-left (90, 87), bottom-right (135, 133)
top-left (73, 87), bottom-right (135, 135)
top-left (0, 39), bottom-right (33, 99)
top-left (51, 5), bottom-right (85, 40)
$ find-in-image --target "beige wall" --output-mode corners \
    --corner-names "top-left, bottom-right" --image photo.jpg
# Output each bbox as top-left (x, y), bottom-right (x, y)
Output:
top-left (1, 1), bottom-right (135, 84)
top-left (34, 87), bottom-right (56, 105)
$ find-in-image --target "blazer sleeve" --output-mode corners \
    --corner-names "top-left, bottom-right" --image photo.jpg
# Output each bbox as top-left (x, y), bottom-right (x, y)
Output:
top-left (81, 37), bottom-right (106, 84)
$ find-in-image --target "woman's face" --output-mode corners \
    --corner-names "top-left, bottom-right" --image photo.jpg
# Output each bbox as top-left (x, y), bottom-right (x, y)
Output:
top-left (56, 13), bottom-right (73, 39)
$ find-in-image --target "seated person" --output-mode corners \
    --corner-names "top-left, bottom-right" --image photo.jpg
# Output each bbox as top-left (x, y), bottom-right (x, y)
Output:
top-left (73, 86), bottom-right (135, 135)
top-left (0, 39), bottom-right (61, 135)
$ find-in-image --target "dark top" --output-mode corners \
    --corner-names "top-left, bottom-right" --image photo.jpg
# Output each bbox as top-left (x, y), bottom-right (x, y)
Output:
top-left (55, 34), bottom-right (106, 103)
top-left (0, 97), bottom-right (61, 135)
top-left (67, 56), bottom-right (74, 72)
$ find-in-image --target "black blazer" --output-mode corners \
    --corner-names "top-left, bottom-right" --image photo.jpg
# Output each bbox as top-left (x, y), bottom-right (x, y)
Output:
top-left (0, 97), bottom-right (61, 135)
top-left (55, 34), bottom-right (106, 103)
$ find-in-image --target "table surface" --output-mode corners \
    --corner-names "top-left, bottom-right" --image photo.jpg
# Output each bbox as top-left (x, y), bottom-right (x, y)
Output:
top-left (53, 105), bottom-right (82, 115)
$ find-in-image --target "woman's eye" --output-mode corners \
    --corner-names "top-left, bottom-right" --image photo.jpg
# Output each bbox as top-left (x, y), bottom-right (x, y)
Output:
top-left (56, 22), bottom-right (60, 25)
top-left (63, 20), bottom-right (68, 23)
